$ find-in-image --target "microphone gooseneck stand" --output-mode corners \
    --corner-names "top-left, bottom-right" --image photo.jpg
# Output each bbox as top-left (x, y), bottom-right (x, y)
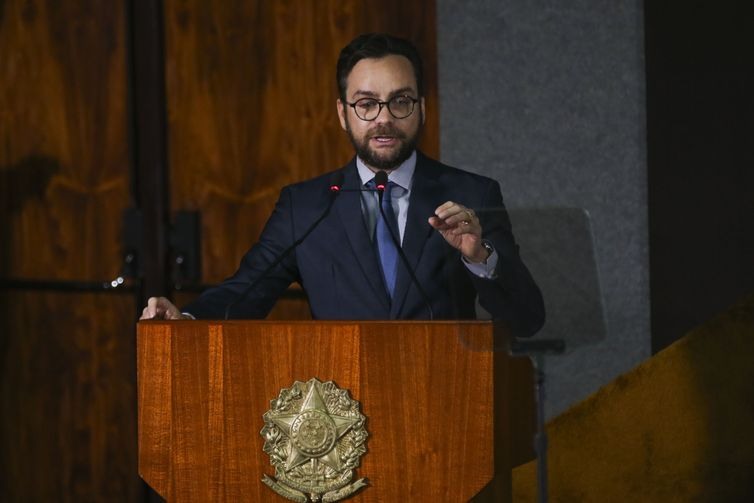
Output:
top-left (223, 172), bottom-right (344, 320)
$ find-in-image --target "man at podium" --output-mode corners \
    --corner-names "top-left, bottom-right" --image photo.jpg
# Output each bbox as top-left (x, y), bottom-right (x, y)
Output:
top-left (141, 33), bottom-right (544, 337)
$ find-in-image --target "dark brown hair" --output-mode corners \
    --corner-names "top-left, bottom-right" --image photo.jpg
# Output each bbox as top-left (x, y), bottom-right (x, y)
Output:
top-left (336, 33), bottom-right (424, 100)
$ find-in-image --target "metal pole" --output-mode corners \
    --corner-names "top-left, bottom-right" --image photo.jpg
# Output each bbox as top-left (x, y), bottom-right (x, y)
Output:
top-left (534, 354), bottom-right (548, 503)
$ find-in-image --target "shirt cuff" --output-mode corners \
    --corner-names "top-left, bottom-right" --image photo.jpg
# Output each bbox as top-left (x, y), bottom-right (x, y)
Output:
top-left (462, 243), bottom-right (499, 279)
top-left (181, 312), bottom-right (196, 320)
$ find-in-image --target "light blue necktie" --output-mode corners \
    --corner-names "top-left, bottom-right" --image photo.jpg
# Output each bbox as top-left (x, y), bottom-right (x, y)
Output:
top-left (368, 179), bottom-right (400, 298)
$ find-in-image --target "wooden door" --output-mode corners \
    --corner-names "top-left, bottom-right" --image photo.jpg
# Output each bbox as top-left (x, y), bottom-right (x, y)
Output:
top-left (0, 1), bottom-right (140, 501)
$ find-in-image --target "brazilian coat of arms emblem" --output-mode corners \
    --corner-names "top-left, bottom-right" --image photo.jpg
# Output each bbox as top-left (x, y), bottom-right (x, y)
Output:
top-left (260, 378), bottom-right (368, 502)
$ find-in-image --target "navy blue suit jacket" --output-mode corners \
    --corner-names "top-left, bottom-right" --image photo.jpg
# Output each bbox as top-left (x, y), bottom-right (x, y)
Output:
top-left (184, 152), bottom-right (544, 336)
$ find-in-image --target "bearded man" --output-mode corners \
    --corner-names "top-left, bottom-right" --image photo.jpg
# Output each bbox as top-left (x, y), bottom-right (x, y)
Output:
top-left (141, 33), bottom-right (544, 337)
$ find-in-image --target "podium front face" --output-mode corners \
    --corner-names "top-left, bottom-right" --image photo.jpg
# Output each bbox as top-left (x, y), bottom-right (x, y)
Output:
top-left (137, 321), bottom-right (529, 502)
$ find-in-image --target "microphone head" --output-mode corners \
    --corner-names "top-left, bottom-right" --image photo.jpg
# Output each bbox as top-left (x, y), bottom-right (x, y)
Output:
top-left (329, 171), bottom-right (345, 193)
top-left (374, 170), bottom-right (388, 191)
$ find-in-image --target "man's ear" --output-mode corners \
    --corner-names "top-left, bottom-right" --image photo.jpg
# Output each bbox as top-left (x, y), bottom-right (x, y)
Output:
top-left (336, 99), bottom-right (347, 131)
top-left (420, 97), bottom-right (426, 125)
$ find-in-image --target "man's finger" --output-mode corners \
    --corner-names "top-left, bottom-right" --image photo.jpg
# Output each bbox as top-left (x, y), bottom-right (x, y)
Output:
top-left (434, 207), bottom-right (462, 221)
top-left (140, 308), bottom-right (162, 320)
top-left (140, 296), bottom-right (174, 320)
top-left (428, 215), bottom-right (453, 230)
top-left (452, 221), bottom-right (481, 236)
top-left (434, 201), bottom-right (455, 214)
top-left (444, 212), bottom-right (472, 226)
top-left (433, 213), bottom-right (476, 228)
top-left (435, 203), bottom-right (477, 225)
top-left (434, 201), bottom-right (467, 220)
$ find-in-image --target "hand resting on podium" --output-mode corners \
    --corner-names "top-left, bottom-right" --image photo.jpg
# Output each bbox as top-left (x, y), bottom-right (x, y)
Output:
top-left (140, 296), bottom-right (192, 320)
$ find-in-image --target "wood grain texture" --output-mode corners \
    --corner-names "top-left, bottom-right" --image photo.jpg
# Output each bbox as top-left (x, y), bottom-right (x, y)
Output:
top-left (164, 0), bottom-right (439, 290)
top-left (0, 1), bottom-right (138, 500)
top-left (138, 320), bottom-right (531, 502)
top-left (1, 292), bottom-right (138, 502)
top-left (0, 0), bottom-right (129, 281)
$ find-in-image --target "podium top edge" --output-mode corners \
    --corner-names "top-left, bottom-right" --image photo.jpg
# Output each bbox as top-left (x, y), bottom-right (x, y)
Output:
top-left (137, 319), bottom-right (496, 326)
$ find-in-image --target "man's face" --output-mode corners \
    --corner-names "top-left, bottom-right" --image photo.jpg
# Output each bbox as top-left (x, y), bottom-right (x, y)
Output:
top-left (337, 55), bottom-right (425, 171)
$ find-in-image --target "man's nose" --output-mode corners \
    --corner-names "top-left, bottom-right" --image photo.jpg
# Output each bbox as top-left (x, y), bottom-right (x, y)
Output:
top-left (373, 104), bottom-right (393, 124)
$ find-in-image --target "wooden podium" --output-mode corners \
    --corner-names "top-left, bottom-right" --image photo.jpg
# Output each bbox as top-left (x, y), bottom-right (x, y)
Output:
top-left (137, 321), bottom-right (534, 502)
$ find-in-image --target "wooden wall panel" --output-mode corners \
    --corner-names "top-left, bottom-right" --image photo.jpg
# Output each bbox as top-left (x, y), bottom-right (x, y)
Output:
top-left (164, 0), bottom-right (439, 291)
top-left (0, 292), bottom-right (138, 501)
top-left (0, 1), bottom-right (130, 280)
top-left (0, 1), bottom-right (138, 501)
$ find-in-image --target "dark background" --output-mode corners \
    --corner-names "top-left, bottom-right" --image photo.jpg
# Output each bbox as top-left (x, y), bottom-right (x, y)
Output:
top-left (645, 0), bottom-right (753, 352)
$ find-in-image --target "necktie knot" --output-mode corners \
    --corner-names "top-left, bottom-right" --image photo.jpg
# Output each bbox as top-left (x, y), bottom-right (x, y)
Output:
top-left (367, 179), bottom-right (404, 209)
top-left (366, 177), bottom-right (394, 191)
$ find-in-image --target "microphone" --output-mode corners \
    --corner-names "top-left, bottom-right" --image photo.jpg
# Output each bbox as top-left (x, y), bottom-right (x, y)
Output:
top-left (374, 171), bottom-right (434, 320)
top-left (223, 171), bottom-right (344, 319)
top-left (374, 170), bottom-right (388, 191)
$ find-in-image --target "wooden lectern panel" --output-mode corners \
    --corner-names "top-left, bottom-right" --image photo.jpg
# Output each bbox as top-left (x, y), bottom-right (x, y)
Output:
top-left (138, 321), bottom-right (529, 502)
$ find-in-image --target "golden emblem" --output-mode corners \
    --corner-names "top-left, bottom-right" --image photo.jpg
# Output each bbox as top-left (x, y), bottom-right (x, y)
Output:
top-left (261, 378), bottom-right (368, 502)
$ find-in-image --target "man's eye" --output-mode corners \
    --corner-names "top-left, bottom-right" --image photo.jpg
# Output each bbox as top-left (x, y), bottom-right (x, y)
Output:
top-left (357, 100), bottom-right (378, 110)
top-left (393, 96), bottom-right (412, 106)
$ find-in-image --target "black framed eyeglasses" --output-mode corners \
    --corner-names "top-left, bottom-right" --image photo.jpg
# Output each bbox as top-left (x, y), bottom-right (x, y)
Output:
top-left (346, 95), bottom-right (419, 121)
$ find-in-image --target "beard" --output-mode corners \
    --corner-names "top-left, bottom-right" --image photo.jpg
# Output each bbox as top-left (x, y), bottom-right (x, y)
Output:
top-left (345, 119), bottom-right (422, 171)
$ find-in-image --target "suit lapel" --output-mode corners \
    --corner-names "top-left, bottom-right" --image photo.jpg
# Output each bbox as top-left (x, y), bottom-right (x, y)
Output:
top-left (390, 155), bottom-right (441, 318)
top-left (335, 161), bottom-right (391, 312)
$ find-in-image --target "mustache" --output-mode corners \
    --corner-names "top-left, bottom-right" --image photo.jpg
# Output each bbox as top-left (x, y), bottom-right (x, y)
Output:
top-left (368, 126), bottom-right (407, 139)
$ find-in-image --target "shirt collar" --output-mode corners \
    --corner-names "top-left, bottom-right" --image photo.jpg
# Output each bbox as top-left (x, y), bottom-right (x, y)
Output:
top-left (357, 150), bottom-right (416, 190)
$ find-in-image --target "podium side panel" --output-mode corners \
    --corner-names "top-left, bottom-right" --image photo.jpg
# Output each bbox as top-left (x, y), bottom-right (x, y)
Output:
top-left (137, 323), bottom-right (173, 499)
top-left (508, 356), bottom-right (535, 467)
